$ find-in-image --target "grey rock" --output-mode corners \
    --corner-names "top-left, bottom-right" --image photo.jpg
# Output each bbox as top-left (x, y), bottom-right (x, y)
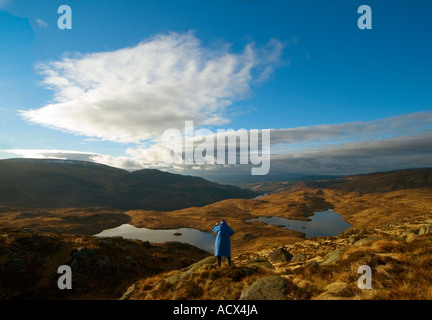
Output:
top-left (167, 256), bottom-right (216, 284)
top-left (240, 275), bottom-right (288, 300)
top-left (315, 281), bottom-right (354, 300)
top-left (245, 259), bottom-right (275, 270)
top-left (319, 248), bottom-right (345, 266)
top-left (419, 225), bottom-right (432, 235)
top-left (291, 253), bottom-right (306, 262)
top-left (269, 248), bottom-right (293, 263)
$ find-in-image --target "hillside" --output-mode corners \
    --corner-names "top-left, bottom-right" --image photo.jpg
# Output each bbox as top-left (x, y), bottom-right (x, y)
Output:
top-left (292, 168), bottom-right (432, 193)
top-left (1, 166), bottom-right (432, 300)
top-left (1, 217), bottom-right (431, 300)
top-left (0, 228), bottom-right (210, 299)
top-left (127, 223), bottom-right (432, 300)
top-left (0, 159), bottom-right (258, 211)
top-left (244, 168), bottom-right (432, 194)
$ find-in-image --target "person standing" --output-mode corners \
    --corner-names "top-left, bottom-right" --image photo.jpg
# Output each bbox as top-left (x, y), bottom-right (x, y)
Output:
top-left (212, 220), bottom-right (234, 267)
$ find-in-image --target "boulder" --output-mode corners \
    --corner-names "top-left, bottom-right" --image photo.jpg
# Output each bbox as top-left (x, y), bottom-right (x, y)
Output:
top-left (315, 281), bottom-right (354, 300)
top-left (319, 248), bottom-right (345, 266)
top-left (419, 225), bottom-right (432, 235)
top-left (269, 248), bottom-right (293, 263)
top-left (167, 256), bottom-right (216, 284)
top-left (245, 259), bottom-right (275, 270)
top-left (291, 252), bottom-right (306, 263)
top-left (240, 275), bottom-right (288, 300)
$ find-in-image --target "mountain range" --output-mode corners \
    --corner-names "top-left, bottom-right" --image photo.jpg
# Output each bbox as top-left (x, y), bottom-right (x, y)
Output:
top-left (0, 159), bottom-right (258, 211)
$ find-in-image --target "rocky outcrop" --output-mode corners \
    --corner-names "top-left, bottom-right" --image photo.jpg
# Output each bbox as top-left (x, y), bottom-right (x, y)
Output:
top-left (240, 275), bottom-right (288, 300)
top-left (167, 256), bottom-right (217, 284)
top-left (269, 248), bottom-right (293, 263)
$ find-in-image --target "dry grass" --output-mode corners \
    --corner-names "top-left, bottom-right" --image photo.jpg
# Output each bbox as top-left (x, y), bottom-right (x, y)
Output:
top-left (2, 180), bottom-right (432, 300)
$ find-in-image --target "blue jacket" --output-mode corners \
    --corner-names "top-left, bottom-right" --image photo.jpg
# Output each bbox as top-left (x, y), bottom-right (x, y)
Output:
top-left (212, 221), bottom-right (234, 257)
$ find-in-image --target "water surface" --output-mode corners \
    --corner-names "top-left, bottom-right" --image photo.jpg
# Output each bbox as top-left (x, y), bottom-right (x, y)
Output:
top-left (248, 209), bottom-right (351, 238)
top-left (95, 224), bottom-right (215, 252)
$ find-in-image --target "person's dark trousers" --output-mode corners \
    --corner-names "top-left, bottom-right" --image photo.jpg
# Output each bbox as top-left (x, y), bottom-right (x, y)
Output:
top-left (217, 256), bottom-right (232, 267)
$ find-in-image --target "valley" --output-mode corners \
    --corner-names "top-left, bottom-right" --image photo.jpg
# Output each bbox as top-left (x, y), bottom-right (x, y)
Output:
top-left (1, 161), bottom-right (432, 300)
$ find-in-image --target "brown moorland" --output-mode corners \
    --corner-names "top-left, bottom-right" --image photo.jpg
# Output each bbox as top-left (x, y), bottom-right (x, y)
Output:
top-left (1, 167), bottom-right (432, 300)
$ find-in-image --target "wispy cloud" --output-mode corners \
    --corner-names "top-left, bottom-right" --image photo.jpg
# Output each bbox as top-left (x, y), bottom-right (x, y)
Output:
top-left (35, 18), bottom-right (49, 28)
top-left (20, 31), bottom-right (283, 143)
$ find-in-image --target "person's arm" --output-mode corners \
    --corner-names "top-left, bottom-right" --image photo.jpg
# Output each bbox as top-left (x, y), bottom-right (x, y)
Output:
top-left (212, 224), bottom-right (220, 233)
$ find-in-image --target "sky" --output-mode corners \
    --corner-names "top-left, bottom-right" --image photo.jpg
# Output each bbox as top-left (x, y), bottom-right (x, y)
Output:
top-left (0, 0), bottom-right (431, 180)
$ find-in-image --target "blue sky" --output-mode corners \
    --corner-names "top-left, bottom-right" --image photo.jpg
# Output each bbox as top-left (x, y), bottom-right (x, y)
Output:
top-left (1, 0), bottom-right (432, 178)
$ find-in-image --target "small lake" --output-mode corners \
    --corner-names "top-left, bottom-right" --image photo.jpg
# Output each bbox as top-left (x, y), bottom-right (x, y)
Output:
top-left (94, 224), bottom-right (215, 252)
top-left (94, 210), bottom-right (351, 252)
top-left (248, 209), bottom-right (352, 238)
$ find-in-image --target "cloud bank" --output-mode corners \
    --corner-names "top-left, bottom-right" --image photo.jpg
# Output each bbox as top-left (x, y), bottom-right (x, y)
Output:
top-left (6, 111), bottom-right (432, 176)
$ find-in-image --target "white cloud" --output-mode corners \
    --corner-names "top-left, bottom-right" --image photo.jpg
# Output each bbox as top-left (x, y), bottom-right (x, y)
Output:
top-left (35, 18), bottom-right (49, 28)
top-left (20, 32), bottom-right (283, 143)
top-left (2, 149), bottom-right (98, 161)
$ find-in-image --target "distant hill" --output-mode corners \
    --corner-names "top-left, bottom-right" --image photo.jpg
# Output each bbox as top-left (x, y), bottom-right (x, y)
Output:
top-left (290, 168), bottom-right (432, 193)
top-left (0, 159), bottom-right (258, 210)
top-left (239, 168), bottom-right (432, 195)
top-left (241, 175), bottom-right (343, 194)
